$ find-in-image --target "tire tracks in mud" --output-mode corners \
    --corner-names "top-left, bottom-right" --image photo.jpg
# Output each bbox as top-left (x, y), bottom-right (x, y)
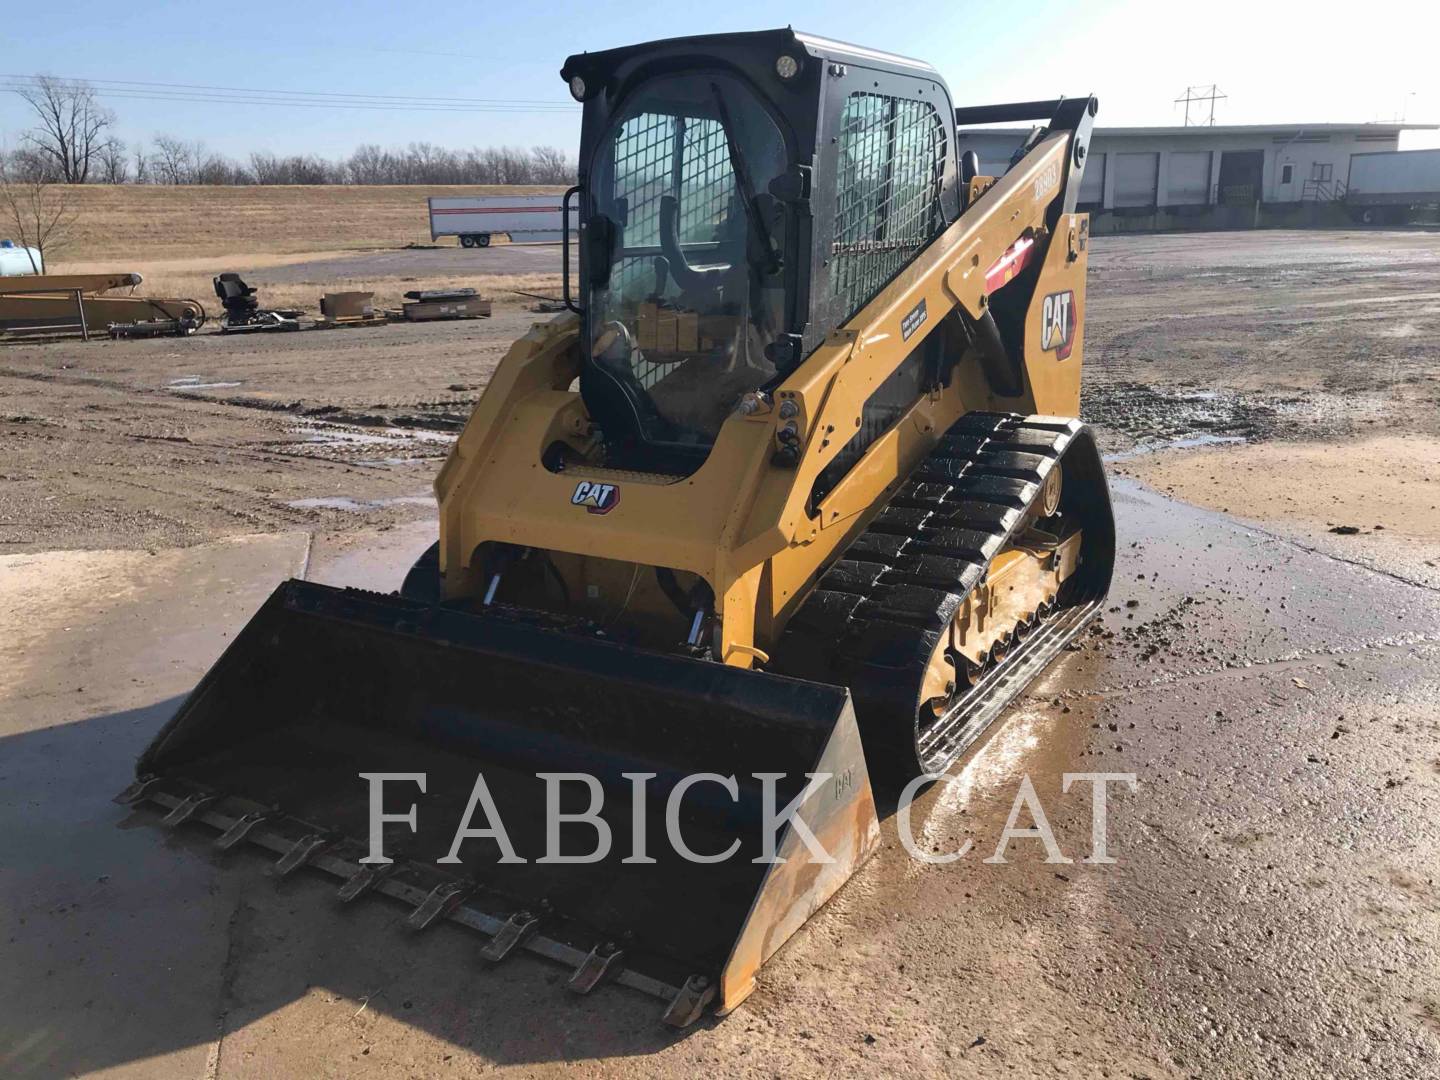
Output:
top-left (2, 364), bottom-right (468, 437)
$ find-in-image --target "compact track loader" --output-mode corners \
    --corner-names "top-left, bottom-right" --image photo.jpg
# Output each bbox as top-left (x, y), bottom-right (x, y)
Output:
top-left (121, 29), bottom-right (1114, 1025)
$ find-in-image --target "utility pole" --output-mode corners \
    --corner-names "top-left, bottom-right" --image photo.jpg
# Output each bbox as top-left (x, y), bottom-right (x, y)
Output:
top-left (1174, 85), bottom-right (1227, 126)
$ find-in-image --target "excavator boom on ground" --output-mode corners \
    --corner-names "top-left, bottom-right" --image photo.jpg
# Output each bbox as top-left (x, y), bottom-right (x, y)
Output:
top-left (0, 273), bottom-right (204, 336)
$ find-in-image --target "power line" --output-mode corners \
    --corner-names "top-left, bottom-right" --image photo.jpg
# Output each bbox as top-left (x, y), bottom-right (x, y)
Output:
top-left (1, 73), bottom-right (571, 106)
top-left (1174, 84), bottom-right (1227, 126)
top-left (0, 73), bottom-right (578, 114)
top-left (1, 87), bottom-right (574, 113)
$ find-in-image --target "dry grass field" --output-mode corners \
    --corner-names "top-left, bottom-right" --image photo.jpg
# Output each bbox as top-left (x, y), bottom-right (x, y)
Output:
top-left (47, 183), bottom-right (565, 263)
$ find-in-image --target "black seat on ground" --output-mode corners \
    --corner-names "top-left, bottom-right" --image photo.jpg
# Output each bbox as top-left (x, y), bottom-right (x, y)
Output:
top-left (213, 273), bottom-right (258, 321)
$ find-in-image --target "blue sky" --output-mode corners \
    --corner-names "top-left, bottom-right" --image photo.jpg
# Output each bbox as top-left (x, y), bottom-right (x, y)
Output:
top-left (3, 0), bottom-right (1438, 161)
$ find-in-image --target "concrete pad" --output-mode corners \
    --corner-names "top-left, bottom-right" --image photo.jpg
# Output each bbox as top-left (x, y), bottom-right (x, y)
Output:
top-left (2, 483), bottom-right (1438, 1077)
top-left (0, 534), bottom-right (308, 1079)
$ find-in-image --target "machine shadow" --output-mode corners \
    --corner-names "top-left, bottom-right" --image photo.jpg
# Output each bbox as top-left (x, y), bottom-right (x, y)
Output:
top-left (0, 698), bottom-right (700, 1078)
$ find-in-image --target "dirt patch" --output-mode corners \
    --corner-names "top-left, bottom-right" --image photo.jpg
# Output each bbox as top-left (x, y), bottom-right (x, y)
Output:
top-left (0, 312), bottom-right (543, 551)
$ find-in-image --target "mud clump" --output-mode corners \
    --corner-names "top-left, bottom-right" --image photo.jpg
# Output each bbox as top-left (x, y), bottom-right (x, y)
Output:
top-left (1083, 382), bottom-right (1278, 455)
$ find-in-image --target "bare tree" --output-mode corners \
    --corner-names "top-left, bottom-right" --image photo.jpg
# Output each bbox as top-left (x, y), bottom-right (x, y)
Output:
top-left (1, 146), bottom-right (52, 183)
top-left (0, 155), bottom-right (78, 270)
top-left (3, 125), bottom-right (580, 187)
top-left (147, 134), bottom-right (198, 184)
top-left (194, 148), bottom-right (249, 185)
top-left (249, 151), bottom-right (335, 185)
top-left (249, 151), bottom-right (284, 185)
top-left (347, 143), bottom-right (389, 184)
top-left (14, 75), bottom-right (117, 184)
top-left (495, 146), bottom-right (537, 184)
top-left (96, 138), bottom-right (129, 184)
top-left (530, 146), bottom-right (573, 184)
top-left (146, 135), bottom-right (249, 184)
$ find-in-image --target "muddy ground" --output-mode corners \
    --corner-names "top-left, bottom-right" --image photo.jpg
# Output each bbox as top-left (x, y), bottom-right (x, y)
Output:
top-left (2, 229), bottom-right (1439, 1078)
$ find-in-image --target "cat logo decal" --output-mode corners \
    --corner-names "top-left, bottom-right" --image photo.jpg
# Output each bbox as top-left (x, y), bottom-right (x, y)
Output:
top-left (1041, 290), bottom-right (1077, 360)
top-left (571, 480), bottom-right (620, 515)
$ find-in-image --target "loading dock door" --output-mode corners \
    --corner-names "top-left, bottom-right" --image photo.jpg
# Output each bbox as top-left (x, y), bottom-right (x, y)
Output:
top-left (1218, 150), bottom-right (1263, 205)
top-left (1167, 151), bottom-right (1212, 205)
top-left (1078, 152), bottom-right (1105, 208)
top-left (1113, 152), bottom-right (1159, 208)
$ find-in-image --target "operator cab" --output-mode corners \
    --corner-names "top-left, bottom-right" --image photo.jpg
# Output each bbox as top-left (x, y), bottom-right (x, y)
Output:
top-left (562, 30), bottom-right (961, 474)
top-left (584, 71), bottom-right (788, 455)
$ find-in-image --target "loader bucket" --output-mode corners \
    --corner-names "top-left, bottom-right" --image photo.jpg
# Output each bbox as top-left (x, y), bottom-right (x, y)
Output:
top-left (121, 580), bottom-right (880, 1024)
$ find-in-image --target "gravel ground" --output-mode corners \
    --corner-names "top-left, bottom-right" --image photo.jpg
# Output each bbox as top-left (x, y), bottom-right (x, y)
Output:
top-left (0, 311), bottom-right (537, 551)
top-left (1082, 229), bottom-right (1440, 454)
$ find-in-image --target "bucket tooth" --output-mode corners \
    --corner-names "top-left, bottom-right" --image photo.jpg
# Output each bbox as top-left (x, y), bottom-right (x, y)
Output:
top-left (406, 881), bottom-right (473, 931)
top-left (567, 943), bottom-right (624, 995)
top-left (214, 811), bottom-right (277, 851)
top-left (661, 975), bottom-right (717, 1028)
top-left (479, 911), bottom-right (538, 962)
top-left (337, 862), bottom-right (393, 903)
top-left (272, 833), bottom-right (329, 877)
top-left (162, 792), bottom-right (218, 826)
top-left (113, 776), bottom-right (162, 806)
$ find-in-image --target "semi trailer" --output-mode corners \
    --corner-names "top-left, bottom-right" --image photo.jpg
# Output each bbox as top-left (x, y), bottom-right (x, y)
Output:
top-left (428, 194), bottom-right (575, 247)
top-left (1346, 149), bottom-right (1440, 224)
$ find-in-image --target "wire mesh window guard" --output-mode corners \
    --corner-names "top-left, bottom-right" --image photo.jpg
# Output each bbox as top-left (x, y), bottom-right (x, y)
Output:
top-left (607, 111), bottom-right (735, 389)
top-left (832, 92), bottom-right (945, 320)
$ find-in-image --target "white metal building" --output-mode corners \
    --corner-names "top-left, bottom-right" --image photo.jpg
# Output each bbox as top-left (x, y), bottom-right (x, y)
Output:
top-left (956, 122), bottom-right (1433, 215)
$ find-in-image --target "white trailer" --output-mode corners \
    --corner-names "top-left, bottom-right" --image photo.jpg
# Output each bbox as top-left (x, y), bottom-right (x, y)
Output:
top-left (427, 194), bottom-right (575, 247)
top-left (1345, 149), bottom-right (1440, 224)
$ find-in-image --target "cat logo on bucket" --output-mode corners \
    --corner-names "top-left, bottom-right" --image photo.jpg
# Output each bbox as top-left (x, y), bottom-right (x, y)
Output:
top-left (571, 480), bottom-right (620, 515)
top-left (1041, 289), bottom-right (1077, 360)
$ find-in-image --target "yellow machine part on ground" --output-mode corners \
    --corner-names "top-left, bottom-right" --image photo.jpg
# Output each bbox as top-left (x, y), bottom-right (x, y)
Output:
top-left (0, 272), bottom-right (205, 334)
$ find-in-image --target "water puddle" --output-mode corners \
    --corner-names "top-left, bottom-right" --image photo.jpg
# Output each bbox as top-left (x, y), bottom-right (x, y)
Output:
top-left (1105, 432), bottom-right (1247, 462)
top-left (305, 520), bottom-right (438, 590)
top-left (295, 422), bottom-right (454, 449)
top-left (262, 418), bottom-right (456, 467)
top-left (287, 494), bottom-right (435, 513)
top-left (166, 376), bottom-right (242, 390)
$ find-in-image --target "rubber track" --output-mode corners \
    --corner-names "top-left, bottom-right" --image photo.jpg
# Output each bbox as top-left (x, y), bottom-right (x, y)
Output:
top-left (771, 411), bottom-right (1112, 780)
